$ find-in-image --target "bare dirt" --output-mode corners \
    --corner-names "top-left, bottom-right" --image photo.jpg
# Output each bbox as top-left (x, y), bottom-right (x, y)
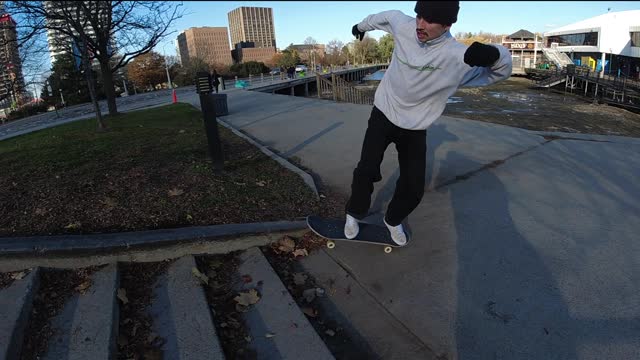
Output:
top-left (443, 76), bottom-right (640, 137)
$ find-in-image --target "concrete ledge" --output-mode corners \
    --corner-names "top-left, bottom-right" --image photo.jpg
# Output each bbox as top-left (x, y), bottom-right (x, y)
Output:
top-left (0, 229), bottom-right (309, 273)
top-left (151, 256), bottom-right (224, 359)
top-left (0, 221), bottom-right (307, 257)
top-left (217, 118), bottom-right (319, 198)
top-left (0, 268), bottom-right (40, 360)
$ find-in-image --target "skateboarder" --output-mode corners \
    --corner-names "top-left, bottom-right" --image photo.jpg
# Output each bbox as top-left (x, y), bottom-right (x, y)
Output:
top-left (345, 1), bottom-right (512, 245)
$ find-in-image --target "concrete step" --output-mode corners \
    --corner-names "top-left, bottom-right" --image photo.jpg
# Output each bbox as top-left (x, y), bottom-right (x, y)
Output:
top-left (42, 264), bottom-right (119, 360)
top-left (149, 255), bottom-right (225, 359)
top-left (236, 248), bottom-right (334, 360)
top-left (0, 268), bottom-right (40, 360)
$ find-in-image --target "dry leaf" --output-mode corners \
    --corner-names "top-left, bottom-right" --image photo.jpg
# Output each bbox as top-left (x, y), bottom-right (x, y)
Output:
top-left (75, 281), bottom-right (91, 294)
top-left (256, 181), bottom-right (266, 187)
top-left (302, 307), bottom-right (317, 317)
top-left (245, 336), bottom-right (252, 343)
top-left (303, 288), bottom-right (317, 303)
top-left (293, 273), bottom-right (307, 286)
top-left (11, 271), bottom-right (26, 280)
top-left (117, 288), bottom-right (129, 304)
top-left (277, 236), bottom-right (296, 253)
top-left (241, 274), bottom-right (253, 283)
top-left (168, 188), bottom-right (184, 197)
top-left (179, 129), bottom-right (186, 133)
top-left (265, 333), bottom-right (276, 338)
top-left (325, 329), bottom-right (336, 336)
top-left (64, 222), bottom-right (81, 230)
top-left (234, 289), bottom-right (260, 306)
top-left (186, 214), bottom-right (193, 221)
top-left (191, 267), bottom-right (209, 285)
top-left (292, 249), bottom-right (309, 258)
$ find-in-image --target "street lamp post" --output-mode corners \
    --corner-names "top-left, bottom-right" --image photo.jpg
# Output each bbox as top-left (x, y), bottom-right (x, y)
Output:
top-left (162, 43), bottom-right (173, 89)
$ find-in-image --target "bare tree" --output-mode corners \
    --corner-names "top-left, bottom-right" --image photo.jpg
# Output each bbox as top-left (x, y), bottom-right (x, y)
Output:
top-left (6, 1), bottom-right (184, 120)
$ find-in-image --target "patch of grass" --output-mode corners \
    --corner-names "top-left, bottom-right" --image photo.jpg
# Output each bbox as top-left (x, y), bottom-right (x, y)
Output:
top-left (0, 103), bottom-right (342, 237)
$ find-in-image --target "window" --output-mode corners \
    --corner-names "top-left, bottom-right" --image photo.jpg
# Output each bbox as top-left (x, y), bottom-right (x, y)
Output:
top-left (547, 32), bottom-right (598, 46)
top-left (631, 32), bottom-right (640, 47)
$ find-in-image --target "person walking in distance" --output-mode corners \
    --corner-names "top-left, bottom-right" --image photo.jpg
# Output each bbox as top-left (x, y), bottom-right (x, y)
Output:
top-left (344, 1), bottom-right (512, 245)
top-left (211, 69), bottom-right (221, 93)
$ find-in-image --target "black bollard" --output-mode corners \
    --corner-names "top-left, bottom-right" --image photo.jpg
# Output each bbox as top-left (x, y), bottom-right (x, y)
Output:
top-left (196, 72), bottom-right (224, 172)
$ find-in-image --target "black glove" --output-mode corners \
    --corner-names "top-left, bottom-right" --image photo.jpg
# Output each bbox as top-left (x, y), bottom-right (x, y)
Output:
top-left (352, 24), bottom-right (365, 41)
top-left (464, 42), bottom-right (500, 67)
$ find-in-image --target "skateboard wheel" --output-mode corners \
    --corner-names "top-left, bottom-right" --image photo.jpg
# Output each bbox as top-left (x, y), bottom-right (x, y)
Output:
top-left (327, 241), bottom-right (336, 249)
top-left (384, 246), bottom-right (392, 253)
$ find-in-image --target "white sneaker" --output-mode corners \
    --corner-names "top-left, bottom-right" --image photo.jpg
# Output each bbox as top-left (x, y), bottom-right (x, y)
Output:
top-left (344, 214), bottom-right (360, 239)
top-left (384, 218), bottom-right (407, 246)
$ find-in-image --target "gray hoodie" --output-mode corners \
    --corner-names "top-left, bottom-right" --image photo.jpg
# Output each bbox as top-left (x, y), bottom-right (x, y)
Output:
top-left (357, 10), bottom-right (512, 130)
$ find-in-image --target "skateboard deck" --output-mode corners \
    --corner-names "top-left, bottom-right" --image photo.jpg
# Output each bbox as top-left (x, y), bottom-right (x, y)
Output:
top-left (306, 215), bottom-right (408, 253)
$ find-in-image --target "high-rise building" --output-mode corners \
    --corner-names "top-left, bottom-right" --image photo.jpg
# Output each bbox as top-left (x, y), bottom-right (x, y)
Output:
top-left (0, 13), bottom-right (25, 106)
top-left (227, 7), bottom-right (276, 49)
top-left (44, 1), bottom-right (110, 66)
top-left (176, 27), bottom-right (233, 67)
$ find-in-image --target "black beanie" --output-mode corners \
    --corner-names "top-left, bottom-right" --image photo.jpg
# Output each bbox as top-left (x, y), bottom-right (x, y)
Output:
top-left (415, 1), bottom-right (460, 25)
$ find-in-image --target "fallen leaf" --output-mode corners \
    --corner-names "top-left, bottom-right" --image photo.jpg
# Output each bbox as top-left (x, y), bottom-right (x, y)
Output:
top-left (186, 214), bottom-right (193, 221)
top-left (302, 307), bottom-right (317, 317)
top-left (168, 188), bottom-right (184, 197)
top-left (241, 274), bottom-right (253, 283)
top-left (234, 289), bottom-right (260, 306)
top-left (234, 182), bottom-right (246, 186)
top-left (245, 336), bottom-right (252, 343)
top-left (325, 329), bottom-right (336, 337)
top-left (292, 249), bottom-right (309, 258)
top-left (191, 267), bottom-right (209, 285)
top-left (265, 333), bottom-right (276, 338)
top-left (256, 181), bottom-right (266, 187)
top-left (64, 222), bottom-right (81, 230)
top-left (303, 288), bottom-right (317, 303)
top-left (11, 271), bottom-right (26, 280)
top-left (293, 273), bottom-right (307, 286)
top-left (75, 281), bottom-right (91, 294)
top-left (179, 129), bottom-right (186, 133)
top-left (117, 288), bottom-right (129, 304)
top-left (276, 236), bottom-right (296, 253)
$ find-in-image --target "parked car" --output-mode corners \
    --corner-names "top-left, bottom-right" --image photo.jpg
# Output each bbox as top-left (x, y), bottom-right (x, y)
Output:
top-left (295, 64), bottom-right (307, 73)
top-left (269, 68), bottom-right (280, 75)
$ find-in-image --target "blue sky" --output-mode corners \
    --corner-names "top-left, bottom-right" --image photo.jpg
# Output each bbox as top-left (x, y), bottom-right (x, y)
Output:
top-left (155, 1), bottom-right (640, 56)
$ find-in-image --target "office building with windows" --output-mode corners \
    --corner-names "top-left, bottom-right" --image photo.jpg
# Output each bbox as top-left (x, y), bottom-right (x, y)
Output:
top-left (176, 27), bottom-right (233, 67)
top-left (227, 6), bottom-right (276, 49)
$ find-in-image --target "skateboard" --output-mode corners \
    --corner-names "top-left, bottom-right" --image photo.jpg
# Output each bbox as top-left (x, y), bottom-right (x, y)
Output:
top-left (306, 215), bottom-right (408, 254)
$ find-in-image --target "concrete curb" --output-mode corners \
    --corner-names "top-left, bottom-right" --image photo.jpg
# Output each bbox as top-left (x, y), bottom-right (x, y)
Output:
top-left (217, 117), bottom-right (320, 198)
top-left (237, 248), bottom-right (334, 359)
top-left (151, 256), bottom-right (225, 359)
top-left (0, 268), bottom-right (40, 360)
top-left (0, 221), bottom-right (307, 257)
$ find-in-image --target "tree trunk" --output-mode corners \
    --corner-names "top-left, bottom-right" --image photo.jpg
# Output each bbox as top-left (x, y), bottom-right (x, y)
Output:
top-left (99, 60), bottom-right (118, 116)
top-left (82, 39), bottom-right (106, 130)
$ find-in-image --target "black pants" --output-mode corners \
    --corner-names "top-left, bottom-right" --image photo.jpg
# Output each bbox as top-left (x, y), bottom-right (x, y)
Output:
top-left (346, 106), bottom-right (427, 226)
